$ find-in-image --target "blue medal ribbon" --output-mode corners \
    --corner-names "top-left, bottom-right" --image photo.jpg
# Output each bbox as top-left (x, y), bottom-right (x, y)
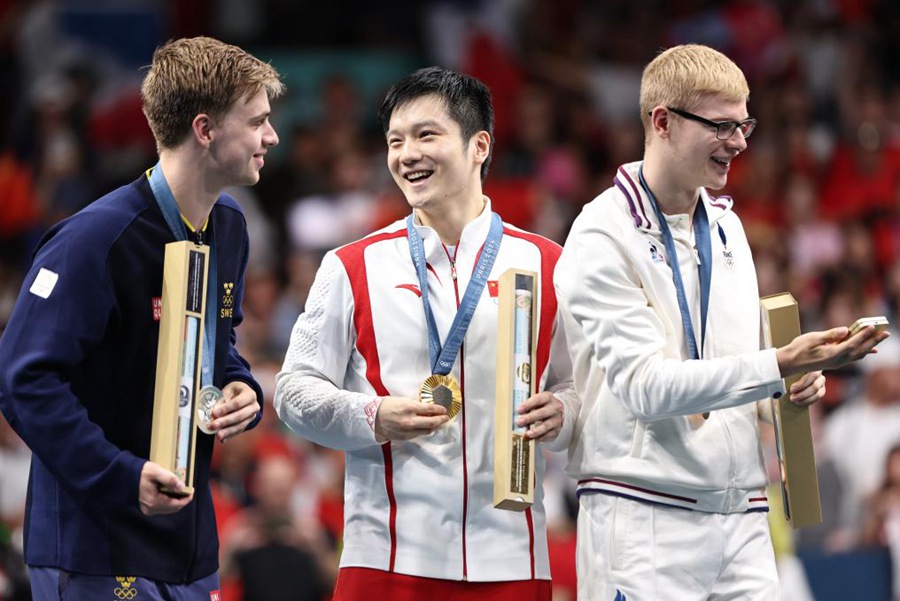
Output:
top-left (638, 166), bottom-right (712, 360)
top-left (149, 163), bottom-right (218, 387)
top-left (407, 211), bottom-right (503, 375)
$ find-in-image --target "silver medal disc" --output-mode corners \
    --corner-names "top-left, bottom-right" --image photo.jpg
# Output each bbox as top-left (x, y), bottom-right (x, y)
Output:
top-left (197, 385), bottom-right (224, 434)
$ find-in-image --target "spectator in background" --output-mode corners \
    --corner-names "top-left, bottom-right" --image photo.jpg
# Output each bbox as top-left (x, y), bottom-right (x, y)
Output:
top-left (254, 124), bottom-right (328, 257)
top-left (264, 249), bottom-right (325, 359)
top-left (220, 453), bottom-right (335, 601)
top-left (285, 147), bottom-right (380, 254)
top-left (860, 443), bottom-right (900, 601)
top-left (872, 175), bottom-right (900, 278)
top-left (0, 419), bottom-right (29, 540)
top-left (861, 444), bottom-right (900, 548)
top-left (885, 261), bottom-right (900, 324)
top-left (820, 84), bottom-right (900, 222)
top-left (824, 334), bottom-right (900, 546)
top-left (783, 174), bottom-right (843, 305)
top-left (0, 419), bottom-right (30, 601)
top-left (723, 138), bottom-right (786, 250)
top-left (0, 145), bottom-right (43, 278)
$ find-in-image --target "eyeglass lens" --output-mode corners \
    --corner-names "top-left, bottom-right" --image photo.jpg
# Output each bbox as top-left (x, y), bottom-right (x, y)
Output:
top-left (719, 120), bottom-right (756, 140)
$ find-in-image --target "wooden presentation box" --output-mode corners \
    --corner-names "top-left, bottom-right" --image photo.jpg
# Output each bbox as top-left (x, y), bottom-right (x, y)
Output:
top-left (150, 241), bottom-right (210, 495)
top-left (494, 268), bottom-right (538, 511)
top-left (760, 292), bottom-right (822, 529)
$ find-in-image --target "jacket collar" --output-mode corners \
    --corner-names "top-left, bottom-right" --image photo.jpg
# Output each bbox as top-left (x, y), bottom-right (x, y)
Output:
top-left (409, 197), bottom-right (494, 261)
top-left (613, 161), bottom-right (733, 234)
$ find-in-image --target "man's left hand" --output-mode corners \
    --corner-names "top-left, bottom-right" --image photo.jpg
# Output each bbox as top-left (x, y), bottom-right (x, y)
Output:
top-left (788, 370), bottom-right (826, 407)
top-left (516, 391), bottom-right (564, 443)
top-left (209, 381), bottom-right (260, 443)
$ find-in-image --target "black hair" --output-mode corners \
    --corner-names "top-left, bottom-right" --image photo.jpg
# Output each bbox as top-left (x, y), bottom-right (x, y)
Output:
top-left (378, 66), bottom-right (495, 182)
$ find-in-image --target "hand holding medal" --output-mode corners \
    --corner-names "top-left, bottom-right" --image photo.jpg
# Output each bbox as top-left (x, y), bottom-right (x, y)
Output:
top-left (373, 396), bottom-right (450, 442)
top-left (407, 213), bottom-right (503, 425)
top-left (419, 375), bottom-right (462, 420)
top-left (197, 385), bottom-right (225, 434)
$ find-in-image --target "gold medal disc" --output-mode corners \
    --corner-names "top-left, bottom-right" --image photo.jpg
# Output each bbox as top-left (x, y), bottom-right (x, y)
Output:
top-left (419, 374), bottom-right (462, 420)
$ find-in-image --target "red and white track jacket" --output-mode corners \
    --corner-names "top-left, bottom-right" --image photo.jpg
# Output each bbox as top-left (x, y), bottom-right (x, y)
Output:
top-left (275, 200), bottom-right (577, 581)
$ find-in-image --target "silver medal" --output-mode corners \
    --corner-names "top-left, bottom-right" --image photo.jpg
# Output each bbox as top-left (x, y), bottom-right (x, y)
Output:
top-left (197, 385), bottom-right (224, 434)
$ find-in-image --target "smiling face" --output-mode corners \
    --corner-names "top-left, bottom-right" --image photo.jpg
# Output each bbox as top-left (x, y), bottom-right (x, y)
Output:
top-left (207, 87), bottom-right (279, 187)
top-left (385, 93), bottom-right (488, 215)
top-left (666, 94), bottom-right (749, 192)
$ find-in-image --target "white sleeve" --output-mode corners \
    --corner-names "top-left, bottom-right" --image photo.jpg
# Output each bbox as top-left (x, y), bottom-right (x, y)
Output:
top-left (274, 252), bottom-right (384, 450)
top-left (556, 224), bottom-right (784, 422)
top-left (540, 307), bottom-right (579, 452)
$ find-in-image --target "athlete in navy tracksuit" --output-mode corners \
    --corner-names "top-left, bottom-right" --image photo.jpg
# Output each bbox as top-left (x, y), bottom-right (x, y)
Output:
top-left (0, 36), bottom-right (283, 599)
top-left (0, 173), bottom-right (259, 580)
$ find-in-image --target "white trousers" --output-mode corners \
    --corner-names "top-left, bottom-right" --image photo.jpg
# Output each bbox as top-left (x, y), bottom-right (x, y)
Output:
top-left (576, 493), bottom-right (780, 601)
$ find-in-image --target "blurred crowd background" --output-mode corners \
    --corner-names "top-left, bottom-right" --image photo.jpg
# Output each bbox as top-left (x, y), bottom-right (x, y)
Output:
top-left (2, 0), bottom-right (900, 600)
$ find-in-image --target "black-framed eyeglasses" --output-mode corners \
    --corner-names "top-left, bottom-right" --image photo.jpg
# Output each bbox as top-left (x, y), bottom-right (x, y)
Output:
top-left (662, 107), bottom-right (757, 140)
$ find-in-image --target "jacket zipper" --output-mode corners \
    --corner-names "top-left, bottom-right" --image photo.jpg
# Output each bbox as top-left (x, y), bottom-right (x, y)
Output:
top-left (445, 244), bottom-right (468, 580)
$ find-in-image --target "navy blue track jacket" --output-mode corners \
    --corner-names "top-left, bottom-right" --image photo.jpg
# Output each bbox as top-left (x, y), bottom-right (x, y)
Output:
top-left (0, 173), bottom-right (263, 582)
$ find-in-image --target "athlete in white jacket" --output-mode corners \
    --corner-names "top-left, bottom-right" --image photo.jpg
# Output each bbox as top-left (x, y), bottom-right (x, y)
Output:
top-left (275, 67), bottom-right (577, 601)
top-left (555, 45), bottom-right (888, 601)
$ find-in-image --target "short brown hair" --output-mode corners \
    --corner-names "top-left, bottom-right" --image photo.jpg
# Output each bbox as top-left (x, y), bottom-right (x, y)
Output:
top-left (640, 44), bottom-right (749, 140)
top-left (141, 36), bottom-right (284, 150)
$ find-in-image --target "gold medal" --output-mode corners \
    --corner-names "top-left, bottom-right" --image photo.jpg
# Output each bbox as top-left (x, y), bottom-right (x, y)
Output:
top-left (419, 374), bottom-right (462, 420)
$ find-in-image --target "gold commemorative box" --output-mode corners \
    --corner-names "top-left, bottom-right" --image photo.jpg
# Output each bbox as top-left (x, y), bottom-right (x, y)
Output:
top-left (760, 292), bottom-right (822, 529)
top-left (494, 268), bottom-right (538, 511)
top-left (150, 241), bottom-right (210, 496)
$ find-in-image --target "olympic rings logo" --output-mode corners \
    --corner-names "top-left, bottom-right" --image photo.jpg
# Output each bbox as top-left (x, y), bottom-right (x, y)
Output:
top-left (114, 577), bottom-right (138, 599)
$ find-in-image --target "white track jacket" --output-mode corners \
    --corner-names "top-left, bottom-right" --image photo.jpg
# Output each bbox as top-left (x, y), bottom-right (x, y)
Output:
top-left (555, 161), bottom-right (786, 514)
top-left (275, 200), bottom-right (577, 581)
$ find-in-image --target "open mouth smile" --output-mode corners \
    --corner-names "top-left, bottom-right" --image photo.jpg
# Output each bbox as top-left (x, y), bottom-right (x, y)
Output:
top-left (405, 170), bottom-right (433, 183)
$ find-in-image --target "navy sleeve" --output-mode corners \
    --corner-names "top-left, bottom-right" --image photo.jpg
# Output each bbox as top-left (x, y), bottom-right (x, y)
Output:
top-left (223, 225), bottom-right (263, 430)
top-left (0, 223), bottom-right (145, 510)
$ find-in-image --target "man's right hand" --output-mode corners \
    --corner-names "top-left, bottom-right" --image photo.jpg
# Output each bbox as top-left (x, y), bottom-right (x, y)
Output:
top-left (139, 461), bottom-right (194, 516)
top-left (777, 325), bottom-right (890, 378)
top-left (374, 396), bottom-right (449, 443)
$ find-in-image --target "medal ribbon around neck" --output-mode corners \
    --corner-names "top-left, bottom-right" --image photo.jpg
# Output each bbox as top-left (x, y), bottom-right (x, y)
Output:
top-left (638, 165), bottom-right (712, 360)
top-left (149, 162), bottom-right (218, 388)
top-left (406, 211), bottom-right (503, 375)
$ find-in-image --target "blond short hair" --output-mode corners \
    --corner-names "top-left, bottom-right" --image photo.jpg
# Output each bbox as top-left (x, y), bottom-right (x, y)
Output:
top-left (640, 44), bottom-right (749, 139)
top-left (141, 36), bottom-right (285, 150)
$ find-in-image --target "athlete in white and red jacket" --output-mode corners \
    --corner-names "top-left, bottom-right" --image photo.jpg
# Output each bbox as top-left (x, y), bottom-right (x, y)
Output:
top-left (275, 67), bottom-right (577, 601)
